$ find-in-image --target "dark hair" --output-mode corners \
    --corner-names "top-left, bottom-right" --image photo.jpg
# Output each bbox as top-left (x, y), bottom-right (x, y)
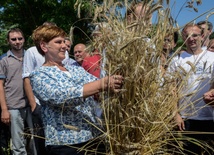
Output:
top-left (197, 21), bottom-right (213, 31)
top-left (165, 29), bottom-right (179, 44)
top-left (174, 31), bottom-right (179, 44)
top-left (7, 28), bottom-right (24, 40)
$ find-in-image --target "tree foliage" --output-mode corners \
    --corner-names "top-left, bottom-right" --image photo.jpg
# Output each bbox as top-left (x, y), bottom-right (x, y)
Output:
top-left (0, 0), bottom-right (94, 54)
top-left (0, 0), bottom-right (206, 55)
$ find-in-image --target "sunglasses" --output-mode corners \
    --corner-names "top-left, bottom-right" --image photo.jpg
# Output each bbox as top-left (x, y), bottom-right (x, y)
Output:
top-left (10, 37), bottom-right (23, 41)
top-left (164, 38), bottom-right (172, 42)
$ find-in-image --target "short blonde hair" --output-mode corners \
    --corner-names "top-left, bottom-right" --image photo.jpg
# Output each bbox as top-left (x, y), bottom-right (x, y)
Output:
top-left (32, 25), bottom-right (67, 55)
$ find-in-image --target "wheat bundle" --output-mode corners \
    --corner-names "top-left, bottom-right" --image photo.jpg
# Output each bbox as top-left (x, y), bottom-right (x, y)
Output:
top-left (74, 0), bottom-right (214, 154)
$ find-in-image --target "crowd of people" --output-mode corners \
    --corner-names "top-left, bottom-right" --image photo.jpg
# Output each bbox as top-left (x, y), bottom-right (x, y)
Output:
top-left (0, 1), bottom-right (214, 155)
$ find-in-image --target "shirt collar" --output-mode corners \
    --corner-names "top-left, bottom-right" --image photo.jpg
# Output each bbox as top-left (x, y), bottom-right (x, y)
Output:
top-left (7, 50), bottom-right (25, 57)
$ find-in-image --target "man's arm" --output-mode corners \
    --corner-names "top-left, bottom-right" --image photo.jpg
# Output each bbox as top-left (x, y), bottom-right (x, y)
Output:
top-left (23, 47), bottom-right (42, 112)
top-left (24, 77), bottom-right (37, 111)
top-left (175, 112), bottom-right (185, 131)
top-left (167, 58), bottom-right (185, 131)
top-left (170, 80), bottom-right (185, 131)
top-left (0, 80), bottom-right (10, 124)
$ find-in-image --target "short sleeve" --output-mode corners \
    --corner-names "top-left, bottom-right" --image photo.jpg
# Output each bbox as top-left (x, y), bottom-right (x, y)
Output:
top-left (0, 55), bottom-right (7, 79)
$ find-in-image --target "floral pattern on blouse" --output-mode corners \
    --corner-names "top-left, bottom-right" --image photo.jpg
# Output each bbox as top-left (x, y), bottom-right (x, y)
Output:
top-left (30, 64), bottom-right (102, 146)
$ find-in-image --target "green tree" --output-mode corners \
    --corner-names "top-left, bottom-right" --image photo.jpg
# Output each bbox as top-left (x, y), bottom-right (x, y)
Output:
top-left (0, 0), bottom-right (94, 54)
top-left (210, 32), bottom-right (214, 39)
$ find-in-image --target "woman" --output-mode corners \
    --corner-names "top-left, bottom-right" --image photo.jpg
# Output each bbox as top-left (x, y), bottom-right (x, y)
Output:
top-left (30, 25), bottom-right (123, 155)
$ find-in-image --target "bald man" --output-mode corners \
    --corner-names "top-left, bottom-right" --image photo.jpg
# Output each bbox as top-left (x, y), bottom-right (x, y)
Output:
top-left (73, 43), bottom-right (89, 65)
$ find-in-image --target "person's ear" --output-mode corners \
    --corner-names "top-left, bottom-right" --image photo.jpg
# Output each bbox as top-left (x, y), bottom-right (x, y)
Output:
top-left (40, 42), bottom-right (48, 53)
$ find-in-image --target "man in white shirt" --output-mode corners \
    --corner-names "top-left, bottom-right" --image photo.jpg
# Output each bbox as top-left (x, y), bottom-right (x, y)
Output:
top-left (169, 23), bottom-right (214, 155)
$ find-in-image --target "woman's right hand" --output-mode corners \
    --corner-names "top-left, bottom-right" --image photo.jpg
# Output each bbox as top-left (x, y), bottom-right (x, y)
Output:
top-left (83, 75), bottom-right (124, 97)
top-left (104, 75), bottom-right (124, 93)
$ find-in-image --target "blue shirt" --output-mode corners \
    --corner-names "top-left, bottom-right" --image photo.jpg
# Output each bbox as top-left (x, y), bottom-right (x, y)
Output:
top-left (30, 64), bottom-right (101, 146)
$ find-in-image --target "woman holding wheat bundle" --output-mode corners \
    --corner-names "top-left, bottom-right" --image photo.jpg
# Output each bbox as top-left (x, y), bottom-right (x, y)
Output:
top-left (29, 24), bottom-right (123, 155)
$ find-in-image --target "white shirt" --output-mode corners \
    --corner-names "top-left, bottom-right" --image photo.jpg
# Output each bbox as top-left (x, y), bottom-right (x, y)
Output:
top-left (169, 49), bottom-right (214, 120)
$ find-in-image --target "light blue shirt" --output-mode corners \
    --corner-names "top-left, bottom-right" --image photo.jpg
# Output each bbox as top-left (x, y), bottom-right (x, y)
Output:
top-left (30, 64), bottom-right (101, 146)
top-left (22, 46), bottom-right (44, 78)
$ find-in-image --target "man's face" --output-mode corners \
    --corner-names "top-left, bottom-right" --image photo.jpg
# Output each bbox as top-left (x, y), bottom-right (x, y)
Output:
top-left (134, 4), bottom-right (152, 23)
top-left (163, 35), bottom-right (176, 52)
top-left (200, 23), bottom-right (212, 40)
top-left (74, 44), bottom-right (87, 64)
top-left (65, 40), bottom-right (72, 52)
top-left (127, 3), bottom-right (152, 25)
top-left (182, 26), bottom-right (202, 51)
top-left (134, 5), bottom-right (146, 19)
top-left (208, 40), bottom-right (214, 52)
top-left (8, 32), bottom-right (25, 51)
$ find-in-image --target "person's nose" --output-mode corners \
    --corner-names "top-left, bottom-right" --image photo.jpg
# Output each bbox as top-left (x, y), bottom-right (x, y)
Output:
top-left (16, 39), bottom-right (22, 43)
top-left (74, 52), bottom-right (79, 57)
top-left (61, 42), bottom-right (67, 49)
top-left (188, 36), bottom-right (194, 41)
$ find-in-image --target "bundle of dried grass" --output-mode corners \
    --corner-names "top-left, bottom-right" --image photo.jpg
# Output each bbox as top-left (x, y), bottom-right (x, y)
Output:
top-left (74, 0), bottom-right (214, 154)
top-left (89, 1), bottom-right (182, 154)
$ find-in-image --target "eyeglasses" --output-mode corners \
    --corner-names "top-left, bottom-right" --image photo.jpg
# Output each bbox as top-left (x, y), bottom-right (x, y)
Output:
top-left (185, 34), bottom-right (201, 38)
top-left (10, 37), bottom-right (23, 41)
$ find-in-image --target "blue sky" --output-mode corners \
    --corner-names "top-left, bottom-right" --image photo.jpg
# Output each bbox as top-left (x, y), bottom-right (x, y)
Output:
top-left (165, 0), bottom-right (214, 27)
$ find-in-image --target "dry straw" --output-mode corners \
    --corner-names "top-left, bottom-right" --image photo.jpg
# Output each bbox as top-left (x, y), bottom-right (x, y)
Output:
top-left (73, 0), bottom-right (214, 154)
top-left (90, 1), bottom-right (180, 154)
